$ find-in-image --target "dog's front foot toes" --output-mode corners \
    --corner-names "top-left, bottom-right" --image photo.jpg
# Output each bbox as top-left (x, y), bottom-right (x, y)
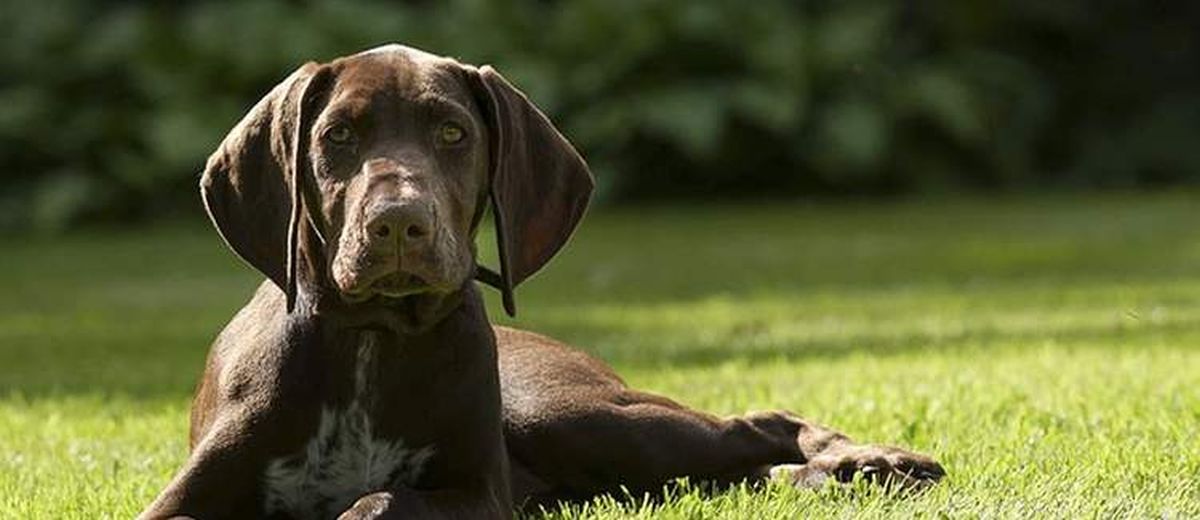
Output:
top-left (770, 444), bottom-right (944, 491)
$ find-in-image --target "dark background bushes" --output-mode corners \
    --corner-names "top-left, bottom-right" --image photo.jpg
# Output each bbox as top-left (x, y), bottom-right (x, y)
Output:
top-left (2, 0), bottom-right (1198, 232)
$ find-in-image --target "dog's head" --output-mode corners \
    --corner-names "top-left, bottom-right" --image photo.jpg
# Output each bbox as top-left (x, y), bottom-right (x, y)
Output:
top-left (201, 44), bottom-right (592, 332)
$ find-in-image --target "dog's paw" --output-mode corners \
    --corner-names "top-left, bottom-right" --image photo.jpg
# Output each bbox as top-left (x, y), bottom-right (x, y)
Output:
top-left (770, 444), bottom-right (944, 491)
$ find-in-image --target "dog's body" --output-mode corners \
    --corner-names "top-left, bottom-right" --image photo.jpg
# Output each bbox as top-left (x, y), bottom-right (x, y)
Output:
top-left (141, 45), bottom-right (942, 519)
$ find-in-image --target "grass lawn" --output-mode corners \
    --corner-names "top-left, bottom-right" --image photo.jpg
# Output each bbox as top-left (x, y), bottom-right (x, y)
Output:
top-left (2, 193), bottom-right (1199, 518)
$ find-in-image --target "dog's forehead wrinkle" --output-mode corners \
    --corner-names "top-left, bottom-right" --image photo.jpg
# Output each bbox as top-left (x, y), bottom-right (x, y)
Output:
top-left (322, 78), bottom-right (468, 144)
top-left (412, 92), bottom-right (471, 116)
top-left (324, 91), bottom-right (374, 116)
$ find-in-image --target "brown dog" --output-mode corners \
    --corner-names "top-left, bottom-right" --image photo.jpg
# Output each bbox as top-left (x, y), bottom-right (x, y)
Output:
top-left (140, 45), bottom-right (943, 519)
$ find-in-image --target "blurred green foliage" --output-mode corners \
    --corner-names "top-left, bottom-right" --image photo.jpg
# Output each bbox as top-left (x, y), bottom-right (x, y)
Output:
top-left (2, 0), bottom-right (1198, 231)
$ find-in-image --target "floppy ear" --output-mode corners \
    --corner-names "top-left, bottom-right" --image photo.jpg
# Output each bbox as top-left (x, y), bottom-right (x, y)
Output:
top-left (469, 66), bottom-right (595, 317)
top-left (200, 62), bottom-right (332, 312)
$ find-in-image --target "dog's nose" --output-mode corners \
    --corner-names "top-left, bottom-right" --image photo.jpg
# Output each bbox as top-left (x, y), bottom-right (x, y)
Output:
top-left (365, 203), bottom-right (431, 246)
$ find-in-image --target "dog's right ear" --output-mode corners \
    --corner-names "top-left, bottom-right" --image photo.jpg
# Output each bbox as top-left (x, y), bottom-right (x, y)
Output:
top-left (200, 63), bottom-right (332, 311)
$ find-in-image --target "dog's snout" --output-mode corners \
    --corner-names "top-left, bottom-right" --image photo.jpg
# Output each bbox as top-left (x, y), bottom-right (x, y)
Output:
top-left (365, 203), bottom-right (432, 246)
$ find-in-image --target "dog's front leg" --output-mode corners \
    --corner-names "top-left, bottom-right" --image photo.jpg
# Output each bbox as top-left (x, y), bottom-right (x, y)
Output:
top-left (138, 412), bottom-right (293, 520)
top-left (338, 485), bottom-right (510, 520)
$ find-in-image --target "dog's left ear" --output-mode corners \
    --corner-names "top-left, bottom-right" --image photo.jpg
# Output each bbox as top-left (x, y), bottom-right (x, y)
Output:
top-left (467, 65), bottom-right (594, 317)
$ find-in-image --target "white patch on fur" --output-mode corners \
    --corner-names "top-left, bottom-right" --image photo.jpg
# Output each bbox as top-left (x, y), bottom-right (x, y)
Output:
top-left (263, 334), bottom-right (435, 519)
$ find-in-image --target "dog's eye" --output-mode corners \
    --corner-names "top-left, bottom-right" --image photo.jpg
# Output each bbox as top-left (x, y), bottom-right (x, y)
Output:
top-left (438, 122), bottom-right (466, 145)
top-left (324, 124), bottom-right (354, 145)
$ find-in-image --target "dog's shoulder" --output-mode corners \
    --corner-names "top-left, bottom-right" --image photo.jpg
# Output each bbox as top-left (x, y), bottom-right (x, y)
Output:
top-left (205, 281), bottom-right (326, 411)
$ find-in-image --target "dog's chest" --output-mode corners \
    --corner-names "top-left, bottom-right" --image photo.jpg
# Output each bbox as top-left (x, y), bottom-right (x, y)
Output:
top-left (262, 334), bottom-right (434, 519)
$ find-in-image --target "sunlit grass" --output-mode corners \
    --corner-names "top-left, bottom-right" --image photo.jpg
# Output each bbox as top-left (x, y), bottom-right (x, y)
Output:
top-left (2, 193), bottom-right (1199, 517)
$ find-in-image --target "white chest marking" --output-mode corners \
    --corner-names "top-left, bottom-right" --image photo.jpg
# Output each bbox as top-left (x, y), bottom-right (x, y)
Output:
top-left (263, 334), bottom-right (435, 519)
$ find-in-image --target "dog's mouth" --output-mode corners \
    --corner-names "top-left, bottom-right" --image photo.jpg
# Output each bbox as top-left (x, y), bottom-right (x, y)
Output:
top-left (341, 272), bottom-right (431, 304)
top-left (333, 272), bottom-right (454, 334)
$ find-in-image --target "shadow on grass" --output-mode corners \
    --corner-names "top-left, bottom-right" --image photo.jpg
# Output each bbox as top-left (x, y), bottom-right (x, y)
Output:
top-left (2, 302), bottom-right (1195, 402)
top-left (600, 317), bottom-right (1200, 369)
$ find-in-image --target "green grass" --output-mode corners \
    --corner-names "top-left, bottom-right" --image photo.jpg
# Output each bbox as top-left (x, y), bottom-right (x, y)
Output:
top-left (3, 193), bottom-right (1200, 518)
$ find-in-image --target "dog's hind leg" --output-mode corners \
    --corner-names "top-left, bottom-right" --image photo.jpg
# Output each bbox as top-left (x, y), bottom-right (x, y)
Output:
top-left (496, 327), bottom-right (944, 508)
